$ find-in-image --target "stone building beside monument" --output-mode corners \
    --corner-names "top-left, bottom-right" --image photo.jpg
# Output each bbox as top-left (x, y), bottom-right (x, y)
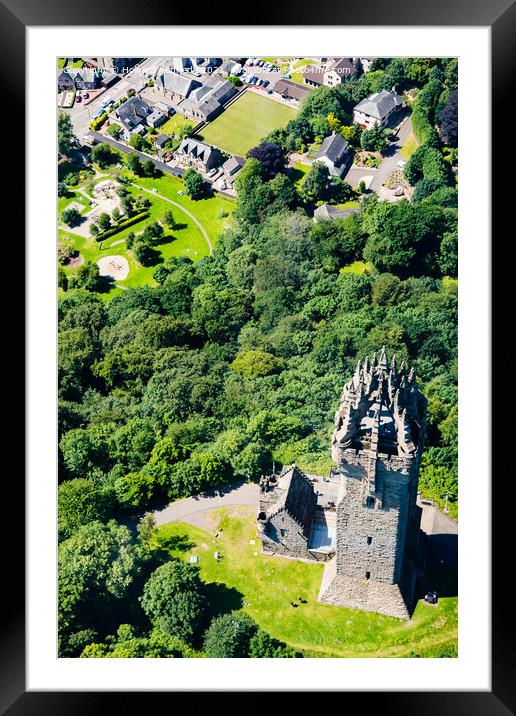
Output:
top-left (257, 347), bottom-right (427, 619)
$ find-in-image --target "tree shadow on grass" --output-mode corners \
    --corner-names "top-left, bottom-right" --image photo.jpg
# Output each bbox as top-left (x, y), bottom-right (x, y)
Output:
top-left (204, 581), bottom-right (244, 620)
top-left (153, 533), bottom-right (194, 554)
top-left (154, 233), bottom-right (177, 247)
top-left (139, 247), bottom-right (162, 266)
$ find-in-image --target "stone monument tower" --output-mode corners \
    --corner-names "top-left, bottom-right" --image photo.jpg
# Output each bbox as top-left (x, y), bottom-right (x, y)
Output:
top-left (318, 347), bottom-right (427, 619)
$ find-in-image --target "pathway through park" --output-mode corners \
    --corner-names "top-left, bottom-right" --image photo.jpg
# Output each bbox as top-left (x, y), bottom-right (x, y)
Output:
top-left (132, 184), bottom-right (213, 255)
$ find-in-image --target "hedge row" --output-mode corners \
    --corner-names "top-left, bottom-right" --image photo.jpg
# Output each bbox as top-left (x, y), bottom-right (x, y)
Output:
top-left (89, 112), bottom-right (109, 131)
top-left (405, 78), bottom-right (452, 192)
top-left (96, 211), bottom-right (150, 242)
top-left (410, 79), bottom-right (444, 144)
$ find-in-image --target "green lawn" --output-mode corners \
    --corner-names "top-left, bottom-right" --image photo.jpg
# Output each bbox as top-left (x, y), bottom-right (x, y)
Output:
top-left (196, 92), bottom-right (297, 157)
top-left (59, 172), bottom-right (235, 298)
top-left (400, 131), bottom-right (419, 160)
top-left (291, 161), bottom-right (311, 189)
top-left (340, 261), bottom-right (374, 275)
top-left (153, 509), bottom-right (458, 658)
top-left (160, 114), bottom-right (196, 137)
top-left (290, 58), bottom-right (322, 85)
top-left (156, 507), bottom-right (457, 657)
top-left (58, 190), bottom-right (91, 217)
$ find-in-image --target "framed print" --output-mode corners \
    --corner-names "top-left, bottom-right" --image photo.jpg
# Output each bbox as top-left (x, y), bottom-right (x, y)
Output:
top-left (4, 0), bottom-right (510, 710)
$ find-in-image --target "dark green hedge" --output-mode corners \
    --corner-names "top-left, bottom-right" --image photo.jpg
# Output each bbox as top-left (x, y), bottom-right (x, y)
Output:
top-left (96, 211), bottom-right (150, 243)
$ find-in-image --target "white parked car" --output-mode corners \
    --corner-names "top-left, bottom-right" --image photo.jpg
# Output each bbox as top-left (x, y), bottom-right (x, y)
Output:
top-left (397, 159), bottom-right (406, 168)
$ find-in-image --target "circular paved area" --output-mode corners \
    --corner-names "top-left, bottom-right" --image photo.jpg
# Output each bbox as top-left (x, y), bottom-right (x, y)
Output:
top-left (97, 255), bottom-right (129, 280)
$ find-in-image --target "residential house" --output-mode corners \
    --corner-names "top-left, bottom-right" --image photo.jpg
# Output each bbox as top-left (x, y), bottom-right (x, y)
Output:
top-left (177, 79), bottom-right (236, 122)
top-left (323, 57), bottom-right (358, 86)
top-left (146, 107), bottom-right (167, 128)
top-left (313, 133), bottom-right (351, 178)
top-left (313, 203), bottom-right (359, 221)
top-left (303, 58), bottom-right (358, 88)
top-left (273, 78), bottom-right (312, 105)
top-left (154, 133), bottom-right (170, 150)
top-left (116, 96), bottom-right (153, 132)
top-left (156, 71), bottom-right (201, 101)
top-left (353, 88), bottom-right (402, 129)
top-left (222, 155), bottom-right (245, 186)
top-left (58, 68), bottom-right (101, 92)
top-left (302, 65), bottom-right (325, 88)
top-left (172, 57), bottom-right (222, 76)
top-left (176, 137), bottom-right (220, 173)
top-left (83, 57), bottom-right (142, 73)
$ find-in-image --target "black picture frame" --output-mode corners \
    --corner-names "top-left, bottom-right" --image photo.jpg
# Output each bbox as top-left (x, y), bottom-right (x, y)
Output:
top-left (7, 0), bottom-right (509, 711)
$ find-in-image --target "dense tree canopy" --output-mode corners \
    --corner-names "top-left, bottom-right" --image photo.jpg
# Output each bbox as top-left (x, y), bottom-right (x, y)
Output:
top-left (58, 58), bottom-right (458, 658)
top-left (140, 561), bottom-right (207, 641)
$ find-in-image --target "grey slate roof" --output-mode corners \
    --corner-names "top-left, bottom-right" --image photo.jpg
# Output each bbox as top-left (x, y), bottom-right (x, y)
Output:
top-left (222, 155), bottom-right (245, 175)
top-left (117, 96), bottom-right (153, 130)
top-left (313, 203), bottom-right (359, 220)
top-left (155, 133), bottom-right (170, 147)
top-left (303, 65), bottom-right (324, 84)
top-left (315, 133), bottom-right (349, 164)
top-left (178, 137), bottom-right (214, 165)
top-left (354, 89), bottom-right (402, 120)
top-left (179, 79), bottom-right (236, 119)
top-left (159, 71), bottom-right (200, 98)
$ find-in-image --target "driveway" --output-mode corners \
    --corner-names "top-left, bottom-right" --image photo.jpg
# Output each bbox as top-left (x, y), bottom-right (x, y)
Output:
top-left (343, 115), bottom-right (413, 200)
top-left (370, 115), bottom-right (412, 195)
top-left (150, 481), bottom-right (259, 527)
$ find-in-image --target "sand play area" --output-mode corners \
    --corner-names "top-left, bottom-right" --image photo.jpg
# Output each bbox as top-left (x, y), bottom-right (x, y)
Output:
top-left (68, 180), bottom-right (122, 237)
top-left (97, 255), bottom-right (130, 281)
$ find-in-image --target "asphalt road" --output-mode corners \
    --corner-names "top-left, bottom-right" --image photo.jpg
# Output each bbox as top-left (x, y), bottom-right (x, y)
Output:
top-left (150, 481), bottom-right (259, 526)
top-left (87, 130), bottom-right (184, 178)
top-left (150, 480), bottom-right (458, 538)
top-left (66, 58), bottom-right (168, 137)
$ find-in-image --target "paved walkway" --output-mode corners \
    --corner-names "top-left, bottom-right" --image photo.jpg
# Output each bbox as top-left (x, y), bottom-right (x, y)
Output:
top-left (132, 183), bottom-right (213, 254)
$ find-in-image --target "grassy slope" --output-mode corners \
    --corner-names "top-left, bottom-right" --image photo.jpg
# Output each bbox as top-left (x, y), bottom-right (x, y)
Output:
top-left (197, 92), bottom-right (297, 157)
top-left (154, 509), bottom-right (458, 658)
